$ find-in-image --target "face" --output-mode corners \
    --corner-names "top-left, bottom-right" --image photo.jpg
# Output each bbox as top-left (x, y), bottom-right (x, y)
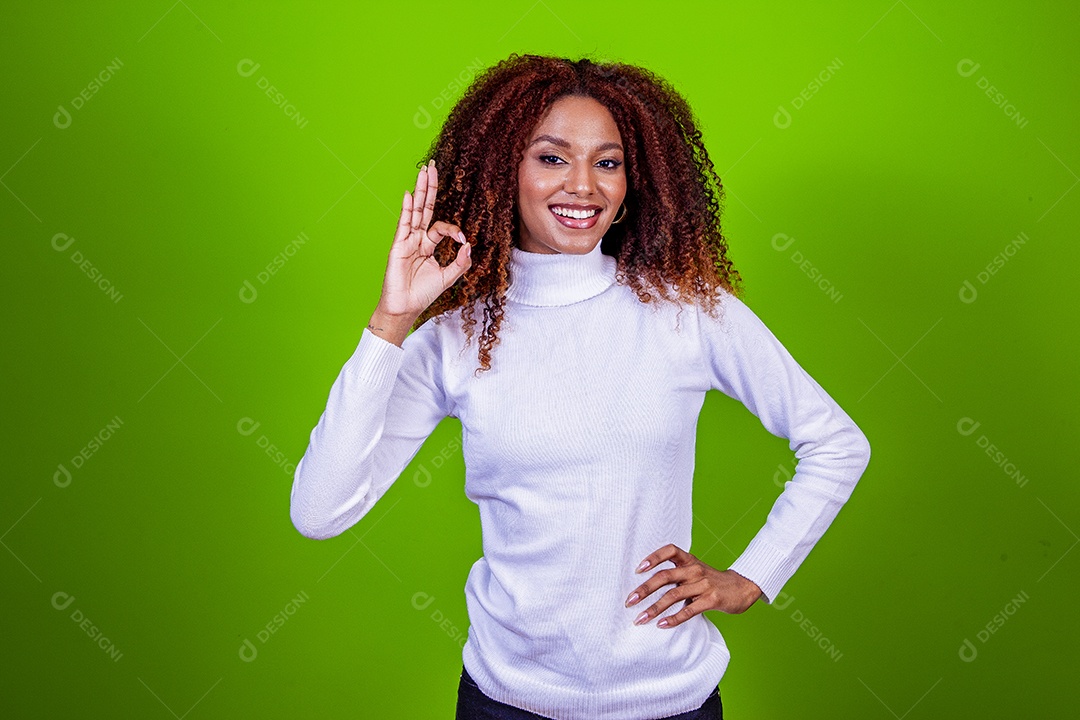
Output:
top-left (516, 94), bottom-right (627, 255)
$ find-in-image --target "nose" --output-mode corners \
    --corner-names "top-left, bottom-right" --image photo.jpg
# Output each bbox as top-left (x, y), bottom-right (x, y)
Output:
top-left (564, 160), bottom-right (597, 197)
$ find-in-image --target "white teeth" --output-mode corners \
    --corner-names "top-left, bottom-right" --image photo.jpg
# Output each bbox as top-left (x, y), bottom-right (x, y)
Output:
top-left (551, 206), bottom-right (598, 219)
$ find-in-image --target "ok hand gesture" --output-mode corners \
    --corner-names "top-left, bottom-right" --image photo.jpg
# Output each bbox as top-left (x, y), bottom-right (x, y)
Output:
top-left (376, 159), bottom-right (472, 322)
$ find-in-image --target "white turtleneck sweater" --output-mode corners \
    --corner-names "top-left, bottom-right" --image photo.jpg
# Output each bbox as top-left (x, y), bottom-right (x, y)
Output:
top-left (290, 239), bottom-right (871, 720)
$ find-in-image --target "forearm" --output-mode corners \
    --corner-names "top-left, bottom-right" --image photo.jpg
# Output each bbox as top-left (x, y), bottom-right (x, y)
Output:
top-left (367, 305), bottom-right (418, 348)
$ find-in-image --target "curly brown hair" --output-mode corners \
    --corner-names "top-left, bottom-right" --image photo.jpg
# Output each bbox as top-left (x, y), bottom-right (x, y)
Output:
top-left (414, 52), bottom-right (745, 376)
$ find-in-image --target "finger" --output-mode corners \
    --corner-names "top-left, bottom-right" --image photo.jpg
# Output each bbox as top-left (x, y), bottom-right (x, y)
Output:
top-left (632, 584), bottom-right (691, 626)
top-left (410, 165), bottom-right (429, 247)
top-left (421, 221), bottom-right (461, 258)
top-left (655, 599), bottom-right (706, 629)
top-left (419, 160), bottom-right (437, 235)
top-left (633, 580), bottom-right (708, 627)
top-left (426, 221), bottom-right (463, 247)
top-left (635, 543), bottom-right (687, 574)
top-left (440, 238), bottom-right (472, 285)
top-left (392, 190), bottom-right (413, 248)
top-left (626, 565), bottom-right (692, 607)
top-left (429, 243), bottom-right (471, 299)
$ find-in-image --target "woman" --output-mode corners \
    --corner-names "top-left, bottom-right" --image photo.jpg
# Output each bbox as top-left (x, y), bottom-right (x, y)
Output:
top-left (290, 53), bottom-right (871, 720)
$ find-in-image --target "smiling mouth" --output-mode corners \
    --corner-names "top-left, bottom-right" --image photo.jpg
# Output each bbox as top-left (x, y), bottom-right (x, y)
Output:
top-left (549, 206), bottom-right (600, 219)
top-left (548, 204), bottom-right (603, 230)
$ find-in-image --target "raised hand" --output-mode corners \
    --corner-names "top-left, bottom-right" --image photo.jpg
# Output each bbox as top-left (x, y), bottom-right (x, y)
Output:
top-left (369, 160), bottom-right (472, 345)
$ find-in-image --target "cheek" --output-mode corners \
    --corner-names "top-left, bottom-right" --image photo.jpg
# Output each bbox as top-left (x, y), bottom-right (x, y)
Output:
top-left (518, 179), bottom-right (546, 213)
top-left (605, 174), bottom-right (627, 198)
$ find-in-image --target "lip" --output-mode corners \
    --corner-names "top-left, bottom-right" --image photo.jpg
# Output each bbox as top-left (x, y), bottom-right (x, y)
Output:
top-left (549, 203), bottom-right (602, 211)
top-left (549, 203), bottom-right (602, 230)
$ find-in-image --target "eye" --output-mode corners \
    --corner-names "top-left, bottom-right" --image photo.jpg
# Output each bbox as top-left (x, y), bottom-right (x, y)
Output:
top-left (538, 155), bottom-right (623, 170)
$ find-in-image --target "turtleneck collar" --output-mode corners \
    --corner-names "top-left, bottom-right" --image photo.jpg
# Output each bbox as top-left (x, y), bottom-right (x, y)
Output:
top-left (505, 240), bottom-right (618, 307)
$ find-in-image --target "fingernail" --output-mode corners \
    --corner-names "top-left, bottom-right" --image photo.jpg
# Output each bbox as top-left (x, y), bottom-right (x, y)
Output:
top-left (634, 611), bottom-right (649, 625)
top-left (636, 560), bottom-right (650, 572)
top-left (625, 593), bottom-right (639, 607)
top-left (657, 619), bottom-right (669, 628)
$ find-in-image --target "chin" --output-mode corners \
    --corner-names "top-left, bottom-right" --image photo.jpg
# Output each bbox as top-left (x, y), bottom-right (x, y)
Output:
top-left (555, 237), bottom-right (602, 254)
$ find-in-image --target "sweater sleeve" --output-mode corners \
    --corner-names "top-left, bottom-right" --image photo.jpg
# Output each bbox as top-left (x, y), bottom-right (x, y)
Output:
top-left (289, 322), bottom-right (451, 540)
top-left (697, 292), bottom-right (871, 604)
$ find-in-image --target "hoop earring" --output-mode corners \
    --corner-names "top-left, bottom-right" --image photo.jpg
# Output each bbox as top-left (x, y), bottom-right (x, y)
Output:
top-left (611, 203), bottom-right (628, 224)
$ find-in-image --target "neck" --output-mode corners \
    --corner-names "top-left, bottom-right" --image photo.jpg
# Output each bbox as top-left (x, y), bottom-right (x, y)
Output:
top-left (505, 240), bottom-right (618, 307)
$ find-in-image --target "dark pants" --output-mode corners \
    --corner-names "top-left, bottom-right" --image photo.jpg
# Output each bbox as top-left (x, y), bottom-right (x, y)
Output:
top-left (455, 665), bottom-right (723, 720)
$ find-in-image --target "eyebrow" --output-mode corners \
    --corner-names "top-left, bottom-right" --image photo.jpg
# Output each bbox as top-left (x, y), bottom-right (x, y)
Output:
top-left (527, 134), bottom-right (624, 153)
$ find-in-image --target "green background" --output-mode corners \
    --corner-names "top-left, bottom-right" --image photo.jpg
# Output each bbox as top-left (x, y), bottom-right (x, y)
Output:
top-left (2, 0), bottom-right (1077, 717)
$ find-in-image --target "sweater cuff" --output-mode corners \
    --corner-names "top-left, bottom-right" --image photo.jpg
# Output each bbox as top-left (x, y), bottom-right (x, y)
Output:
top-left (343, 328), bottom-right (405, 387)
top-left (727, 535), bottom-right (801, 605)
